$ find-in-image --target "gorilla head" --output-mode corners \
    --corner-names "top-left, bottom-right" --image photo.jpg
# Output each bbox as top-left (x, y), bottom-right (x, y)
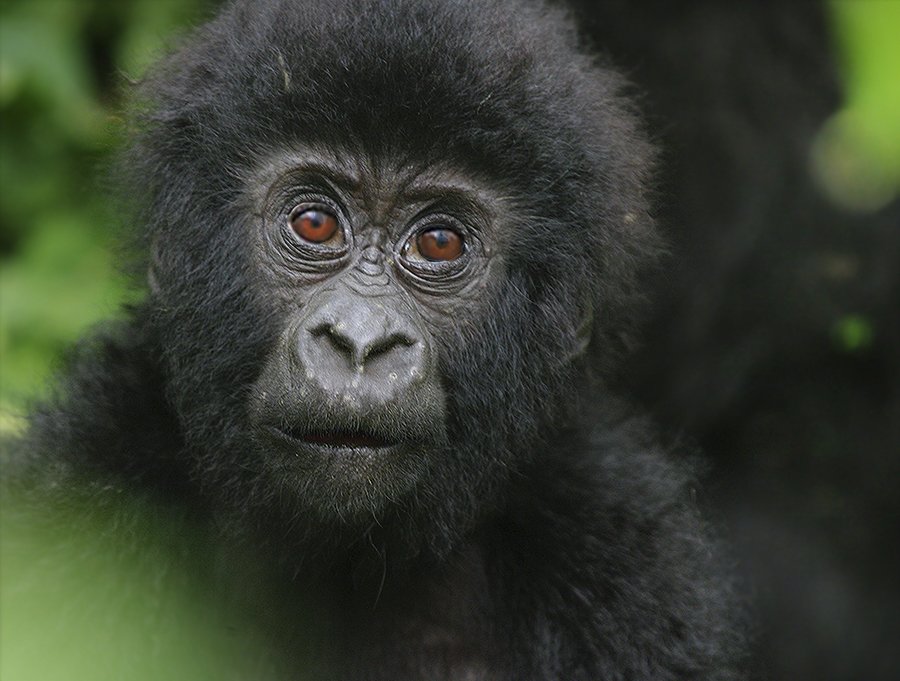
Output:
top-left (130, 0), bottom-right (656, 551)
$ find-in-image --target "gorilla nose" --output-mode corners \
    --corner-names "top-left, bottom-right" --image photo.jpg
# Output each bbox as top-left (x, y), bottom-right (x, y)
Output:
top-left (295, 297), bottom-right (429, 399)
top-left (309, 319), bottom-right (416, 372)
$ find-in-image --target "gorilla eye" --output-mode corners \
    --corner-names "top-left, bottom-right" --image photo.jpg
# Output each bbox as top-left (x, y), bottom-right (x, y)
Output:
top-left (415, 227), bottom-right (464, 262)
top-left (290, 207), bottom-right (341, 244)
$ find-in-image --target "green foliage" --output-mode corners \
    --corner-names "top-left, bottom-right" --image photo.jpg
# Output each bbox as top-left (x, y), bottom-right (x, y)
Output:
top-left (813, 0), bottom-right (900, 211)
top-left (0, 0), bottom-right (210, 415)
top-left (832, 314), bottom-right (875, 353)
top-left (1, 479), bottom-right (295, 680)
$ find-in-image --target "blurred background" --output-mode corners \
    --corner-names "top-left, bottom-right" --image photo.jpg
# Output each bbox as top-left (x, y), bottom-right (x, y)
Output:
top-left (0, 0), bottom-right (897, 415)
top-left (0, 0), bottom-right (214, 421)
top-left (1, 1), bottom-right (898, 679)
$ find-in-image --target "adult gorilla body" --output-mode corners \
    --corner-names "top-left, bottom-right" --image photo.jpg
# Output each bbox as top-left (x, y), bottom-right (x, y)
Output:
top-left (5, 0), bottom-right (744, 678)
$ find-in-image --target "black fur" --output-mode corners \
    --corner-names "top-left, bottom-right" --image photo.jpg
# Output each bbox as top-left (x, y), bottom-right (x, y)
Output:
top-left (568, 4), bottom-right (900, 680)
top-left (7, 1), bottom-right (746, 678)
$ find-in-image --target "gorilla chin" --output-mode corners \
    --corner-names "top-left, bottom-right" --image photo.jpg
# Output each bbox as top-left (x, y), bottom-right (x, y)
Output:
top-left (254, 422), bottom-right (429, 520)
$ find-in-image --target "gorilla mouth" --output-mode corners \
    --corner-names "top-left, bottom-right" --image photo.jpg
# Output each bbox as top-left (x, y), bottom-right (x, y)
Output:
top-left (272, 426), bottom-right (397, 450)
top-left (303, 430), bottom-right (395, 449)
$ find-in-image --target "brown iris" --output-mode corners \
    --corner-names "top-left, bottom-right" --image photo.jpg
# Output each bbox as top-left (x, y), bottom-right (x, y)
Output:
top-left (290, 208), bottom-right (339, 243)
top-left (416, 227), bottom-right (464, 262)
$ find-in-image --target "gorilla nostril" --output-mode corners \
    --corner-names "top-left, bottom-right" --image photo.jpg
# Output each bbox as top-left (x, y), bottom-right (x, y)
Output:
top-left (311, 323), bottom-right (354, 356)
top-left (363, 333), bottom-right (415, 361)
top-left (308, 320), bottom-right (416, 370)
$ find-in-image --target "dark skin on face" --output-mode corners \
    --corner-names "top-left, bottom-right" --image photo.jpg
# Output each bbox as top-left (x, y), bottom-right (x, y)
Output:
top-left (245, 148), bottom-right (508, 518)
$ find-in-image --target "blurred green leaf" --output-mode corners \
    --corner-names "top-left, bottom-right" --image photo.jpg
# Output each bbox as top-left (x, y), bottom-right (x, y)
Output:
top-left (831, 314), bottom-right (875, 353)
top-left (816, 0), bottom-right (900, 210)
top-left (1, 0), bottom-right (209, 407)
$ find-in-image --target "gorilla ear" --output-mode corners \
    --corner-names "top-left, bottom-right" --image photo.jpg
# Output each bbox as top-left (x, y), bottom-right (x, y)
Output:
top-left (147, 239), bottom-right (162, 296)
top-left (573, 295), bottom-right (594, 357)
top-left (147, 265), bottom-right (161, 295)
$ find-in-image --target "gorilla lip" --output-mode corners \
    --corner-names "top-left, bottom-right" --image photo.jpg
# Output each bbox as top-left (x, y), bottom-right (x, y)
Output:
top-left (270, 425), bottom-right (397, 450)
top-left (303, 430), bottom-right (395, 449)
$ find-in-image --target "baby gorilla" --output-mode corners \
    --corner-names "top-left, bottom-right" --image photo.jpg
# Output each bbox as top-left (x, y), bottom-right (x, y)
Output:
top-left (2, 0), bottom-right (745, 679)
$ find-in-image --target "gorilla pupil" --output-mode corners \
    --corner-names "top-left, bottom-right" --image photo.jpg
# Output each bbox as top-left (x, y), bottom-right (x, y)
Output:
top-left (291, 209), bottom-right (338, 243)
top-left (418, 228), bottom-right (462, 261)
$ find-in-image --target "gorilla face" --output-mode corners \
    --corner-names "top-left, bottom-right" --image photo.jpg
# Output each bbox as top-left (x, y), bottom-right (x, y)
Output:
top-left (245, 148), bottom-right (512, 519)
